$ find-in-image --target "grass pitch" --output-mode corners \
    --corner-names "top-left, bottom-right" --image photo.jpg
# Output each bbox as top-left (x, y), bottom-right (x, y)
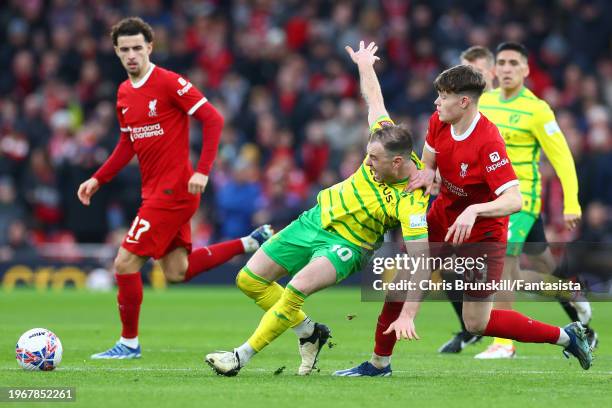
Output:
top-left (1, 287), bottom-right (610, 408)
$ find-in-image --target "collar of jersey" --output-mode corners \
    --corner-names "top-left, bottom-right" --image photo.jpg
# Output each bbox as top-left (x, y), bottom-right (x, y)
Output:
top-left (130, 63), bottom-right (156, 89)
top-left (497, 86), bottom-right (525, 104)
top-left (451, 112), bottom-right (481, 141)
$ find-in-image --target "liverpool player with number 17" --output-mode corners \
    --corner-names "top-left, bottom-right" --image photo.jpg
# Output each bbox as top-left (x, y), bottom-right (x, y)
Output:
top-left (77, 17), bottom-right (273, 359)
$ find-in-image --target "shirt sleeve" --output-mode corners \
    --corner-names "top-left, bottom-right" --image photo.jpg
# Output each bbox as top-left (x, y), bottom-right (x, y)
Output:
top-left (164, 70), bottom-right (208, 115)
top-left (424, 113), bottom-right (438, 154)
top-left (93, 134), bottom-right (135, 185)
top-left (398, 189), bottom-right (429, 241)
top-left (532, 103), bottom-right (581, 214)
top-left (480, 130), bottom-right (519, 196)
top-left (92, 107), bottom-right (135, 184)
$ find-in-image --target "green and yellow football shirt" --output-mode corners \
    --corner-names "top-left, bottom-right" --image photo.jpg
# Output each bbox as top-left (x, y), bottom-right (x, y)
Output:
top-left (317, 117), bottom-right (429, 249)
top-left (479, 87), bottom-right (580, 215)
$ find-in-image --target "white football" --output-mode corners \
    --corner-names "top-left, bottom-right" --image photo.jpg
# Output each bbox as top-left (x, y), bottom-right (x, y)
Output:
top-left (15, 328), bottom-right (63, 371)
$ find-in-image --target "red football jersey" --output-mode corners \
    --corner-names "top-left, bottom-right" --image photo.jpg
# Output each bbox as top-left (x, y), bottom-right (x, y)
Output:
top-left (425, 111), bottom-right (518, 236)
top-left (115, 64), bottom-right (208, 203)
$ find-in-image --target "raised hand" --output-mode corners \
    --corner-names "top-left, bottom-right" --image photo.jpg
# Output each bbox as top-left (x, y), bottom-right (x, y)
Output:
top-left (345, 41), bottom-right (380, 67)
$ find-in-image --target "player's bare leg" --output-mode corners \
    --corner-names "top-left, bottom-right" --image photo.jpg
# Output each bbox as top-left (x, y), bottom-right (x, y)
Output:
top-left (115, 246), bottom-right (148, 275)
top-left (160, 247), bottom-right (189, 282)
top-left (526, 248), bottom-right (555, 275)
top-left (475, 256), bottom-right (517, 359)
top-left (206, 257), bottom-right (336, 376)
top-left (462, 295), bottom-right (592, 369)
top-left (164, 225), bottom-right (274, 283)
top-left (438, 264), bottom-right (483, 353)
top-left (244, 248), bottom-right (289, 282)
top-left (91, 247), bottom-right (147, 359)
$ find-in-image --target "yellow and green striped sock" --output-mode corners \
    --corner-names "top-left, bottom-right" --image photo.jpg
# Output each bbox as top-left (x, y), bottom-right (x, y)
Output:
top-left (247, 284), bottom-right (307, 351)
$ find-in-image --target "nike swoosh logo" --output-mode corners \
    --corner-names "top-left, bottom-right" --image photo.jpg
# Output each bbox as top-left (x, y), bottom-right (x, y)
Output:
top-left (125, 238), bottom-right (138, 243)
top-left (122, 107), bottom-right (129, 115)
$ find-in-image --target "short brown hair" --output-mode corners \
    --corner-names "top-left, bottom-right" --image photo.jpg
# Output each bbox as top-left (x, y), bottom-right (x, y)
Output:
top-left (111, 17), bottom-right (154, 46)
top-left (370, 125), bottom-right (413, 158)
top-left (433, 65), bottom-right (486, 100)
top-left (460, 46), bottom-right (494, 66)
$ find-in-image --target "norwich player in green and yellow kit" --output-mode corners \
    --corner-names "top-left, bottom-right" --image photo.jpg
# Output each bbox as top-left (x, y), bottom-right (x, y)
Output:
top-left (205, 42), bottom-right (430, 377)
top-left (439, 42), bottom-right (597, 358)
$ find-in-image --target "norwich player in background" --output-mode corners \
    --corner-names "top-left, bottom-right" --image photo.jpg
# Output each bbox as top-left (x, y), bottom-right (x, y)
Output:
top-left (438, 43), bottom-right (598, 358)
top-left (461, 46), bottom-right (496, 91)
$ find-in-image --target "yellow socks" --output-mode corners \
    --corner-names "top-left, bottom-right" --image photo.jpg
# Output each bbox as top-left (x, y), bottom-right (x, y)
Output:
top-left (236, 267), bottom-right (285, 310)
top-left (235, 267), bottom-right (307, 325)
top-left (247, 284), bottom-right (307, 351)
top-left (493, 337), bottom-right (514, 347)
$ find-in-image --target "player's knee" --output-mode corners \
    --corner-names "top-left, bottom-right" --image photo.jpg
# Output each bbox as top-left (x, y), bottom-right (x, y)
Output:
top-left (114, 254), bottom-right (133, 275)
top-left (463, 316), bottom-right (487, 335)
top-left (164, 270), bottom-right (185, 283)
top-left (235, 269), bottom-right (253, 294)
top-left (236, 268), bottom-right (267, 298)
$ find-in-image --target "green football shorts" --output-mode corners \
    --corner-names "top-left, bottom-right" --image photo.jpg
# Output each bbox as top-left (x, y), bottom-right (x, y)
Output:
top-left (506, 211), bottom-right (538, 256)
top-left (261, 205), bottom-right (370, 282)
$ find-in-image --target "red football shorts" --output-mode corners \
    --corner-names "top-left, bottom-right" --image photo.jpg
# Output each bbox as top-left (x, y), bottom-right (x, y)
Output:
top-left (427, 209), bottom-right (507, 298)
top-left (121, 196), bottom-right (200, 259)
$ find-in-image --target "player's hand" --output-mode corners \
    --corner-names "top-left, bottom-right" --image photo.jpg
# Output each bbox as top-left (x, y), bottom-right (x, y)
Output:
top-left (383, 315), bottom-right (420, 341)
top-left (564, 213), bottom-right (581, 231)
top-left (188, 172), bottom-right (209, 195)
top-left (406, 168), bottom-right (435, 195)
top-left (445, 205), bottom-right (478, 245)
top-left (77, 178), bottom-right (100, 206)
top-left (345, 41), bottom-right (380, 67)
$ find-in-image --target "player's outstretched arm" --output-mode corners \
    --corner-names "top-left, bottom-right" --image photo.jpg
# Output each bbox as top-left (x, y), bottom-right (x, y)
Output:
top-left (345, 41), bottom-right (387, 128)
top-left (384, 237), bottom-right (430, 340)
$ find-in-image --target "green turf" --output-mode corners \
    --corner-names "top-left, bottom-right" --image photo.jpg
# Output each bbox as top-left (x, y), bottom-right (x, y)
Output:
top-left (0, 287), bottom-right (610, 408)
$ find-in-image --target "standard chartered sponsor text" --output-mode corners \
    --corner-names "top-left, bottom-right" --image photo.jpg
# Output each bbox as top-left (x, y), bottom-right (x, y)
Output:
top-left (130, 123), bottom-right (165, 140)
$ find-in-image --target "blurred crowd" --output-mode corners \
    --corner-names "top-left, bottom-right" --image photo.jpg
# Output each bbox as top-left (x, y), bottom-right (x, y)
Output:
top-left (0, 0), bottom-right (611, 260)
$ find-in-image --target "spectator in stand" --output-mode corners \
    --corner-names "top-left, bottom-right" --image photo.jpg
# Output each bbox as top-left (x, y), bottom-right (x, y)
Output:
top-left (0, 0), bottom-right (609, 250)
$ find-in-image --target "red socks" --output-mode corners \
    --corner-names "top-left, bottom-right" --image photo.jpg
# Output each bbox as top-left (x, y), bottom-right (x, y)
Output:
top-left (483, 309), bottom-right (561, 344)
top-left (184, 239), bottom-right (245, 282)
top-left (372, 306), bottom-right (561, 358)
top-left (116, 273), bottom-right (143, 339)
top-left (373, 301), bottom-right (404, 356)
top-left (114, 239), bottom-right (245, 338)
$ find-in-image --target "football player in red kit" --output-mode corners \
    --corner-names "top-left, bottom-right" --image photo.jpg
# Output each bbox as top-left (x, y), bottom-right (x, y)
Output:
top-left (77, 17), bottom-right (272, 359)
top-left (333, 42), bottom-right (592, 376)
